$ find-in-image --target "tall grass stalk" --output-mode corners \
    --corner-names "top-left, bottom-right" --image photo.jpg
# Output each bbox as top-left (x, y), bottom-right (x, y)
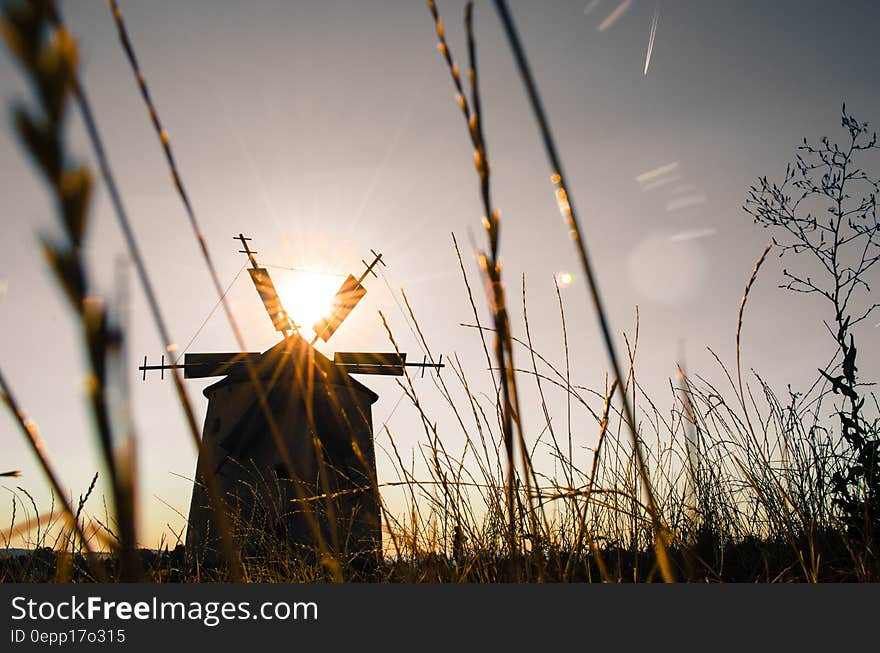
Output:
top-left (106, 0), bottom-right (344, 581)
top-left (3, 0), bottom-right (878, 585)
top-left (1, 0), bottom-right (140, 578)
top-left (490, 0), bottom-right (674, 581)
top-left (428, 0), bottom-right (545, 580)
top-left (0, 368), bottom-right (101, 576)
top-left (3, 0), bottom-right (245, 580)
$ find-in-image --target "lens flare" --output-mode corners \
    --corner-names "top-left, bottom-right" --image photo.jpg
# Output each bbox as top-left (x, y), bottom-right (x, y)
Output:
top-left (598, 0), bottom-right (632, 32)
top-left (557, 271), bottom-right (575, 287)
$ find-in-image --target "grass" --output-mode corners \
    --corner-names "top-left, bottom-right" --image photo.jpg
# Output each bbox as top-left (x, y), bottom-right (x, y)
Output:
top-left (1, 0), bottom-right (878, 583)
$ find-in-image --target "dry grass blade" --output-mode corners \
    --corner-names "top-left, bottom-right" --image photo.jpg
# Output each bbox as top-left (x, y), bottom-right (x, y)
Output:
top-left (736, 244), bottom-right (772, 439)
top-left (428, 0), bottom-right (524, 575)
top-left (106, 0), bottom-right (342, 580)
top-left (564, 379), bottom-right (617, 581)
top-left (1, 0), bottom-right (243, 580)
top-left (1, 0), bottom-right (136, 580)
top-left (0, 368), bottom-right (103, 578)
top-left (491, 0), bottom-right (675, 581)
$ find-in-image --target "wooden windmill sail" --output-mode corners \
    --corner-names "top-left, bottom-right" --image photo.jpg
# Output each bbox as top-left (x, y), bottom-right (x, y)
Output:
top-left (139, 235), bottom-right (442, 571)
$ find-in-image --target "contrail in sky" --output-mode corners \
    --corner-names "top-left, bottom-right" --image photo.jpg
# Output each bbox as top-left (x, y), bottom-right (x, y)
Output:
top-left (644, 3), bottom-right (660, 75)
top-left (598, 0), bottom-right (632, 32)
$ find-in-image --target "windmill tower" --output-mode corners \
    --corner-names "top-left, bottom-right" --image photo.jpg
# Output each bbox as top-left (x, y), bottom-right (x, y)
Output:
top-left (140, 235), bottom-right (442, 571)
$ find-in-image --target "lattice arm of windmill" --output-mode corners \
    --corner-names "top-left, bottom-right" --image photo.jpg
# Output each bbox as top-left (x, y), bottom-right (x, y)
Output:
top-left (138, 236), bottom-right (443, 380)
top-left (309, 249), bottom-right (382, 345)
top-left (236, 233), bottom-right (296, 336)
top-left (332, 352), bottom-right (444, 377)
top-left (311, 249), bottom-right (444, 377)
top-left (138, 234), bottom-right (295, 380)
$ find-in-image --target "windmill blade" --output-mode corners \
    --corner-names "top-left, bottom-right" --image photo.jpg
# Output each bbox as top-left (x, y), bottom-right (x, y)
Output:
top-left (334, 352), bottom-right (406, 375)
top-left (312, 274), bottom-right (367, 342)
top-left (184, 352), bottom-right (263, 378)
top-left (333, 351), bottom-right (445, 377)
top-left (248, 267), bottom-right (292, 332)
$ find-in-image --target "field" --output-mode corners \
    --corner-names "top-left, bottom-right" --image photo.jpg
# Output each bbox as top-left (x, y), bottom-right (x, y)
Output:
top-left (1, 0), bottom-right (878, 583)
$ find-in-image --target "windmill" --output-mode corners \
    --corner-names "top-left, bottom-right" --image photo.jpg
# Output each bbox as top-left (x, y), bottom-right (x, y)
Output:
top-left (139, 234), bottom-right (442, 570)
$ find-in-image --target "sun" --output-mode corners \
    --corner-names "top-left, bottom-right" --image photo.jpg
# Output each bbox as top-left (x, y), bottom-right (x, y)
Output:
top-left (276, 270), bottom-right (343, 336)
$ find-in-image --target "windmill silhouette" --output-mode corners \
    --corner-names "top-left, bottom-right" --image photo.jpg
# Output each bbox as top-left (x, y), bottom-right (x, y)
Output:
top-left (140, 235), bottom-right (442, 570)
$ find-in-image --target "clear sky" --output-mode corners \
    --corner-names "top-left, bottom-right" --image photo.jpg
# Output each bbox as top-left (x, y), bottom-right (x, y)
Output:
top-left (2, 0), bottom-right (879, 548)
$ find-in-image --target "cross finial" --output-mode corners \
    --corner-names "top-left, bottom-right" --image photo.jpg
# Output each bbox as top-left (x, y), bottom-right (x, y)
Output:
top-left (235, 233), bottom-right (259, 269)
top-left (357, 249), bottom-right (386, 283)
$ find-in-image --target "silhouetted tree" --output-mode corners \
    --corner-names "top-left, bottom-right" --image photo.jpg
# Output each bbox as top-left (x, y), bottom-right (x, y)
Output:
top-left (744, 106), bottom-right (880, 546)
